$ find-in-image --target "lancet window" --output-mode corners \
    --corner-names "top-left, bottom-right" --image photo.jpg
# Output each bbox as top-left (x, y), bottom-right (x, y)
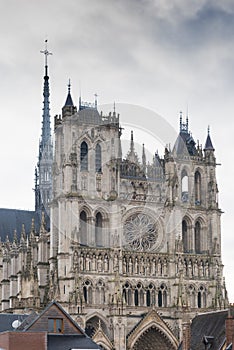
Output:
top-left (95, 143), bottom-right (102, 173)
top-left (195, 221), bottom-right (202, 254)
top-left (80, 141), bottom-right (88, 171)
top-left (95, 212), bottom-right (103, 247)
top-left (181, 169), bottom-right (189, 202)
top-left (80, 211), bottom-right (87, 245)
top-left (195, 171), bottom-right (202, 204)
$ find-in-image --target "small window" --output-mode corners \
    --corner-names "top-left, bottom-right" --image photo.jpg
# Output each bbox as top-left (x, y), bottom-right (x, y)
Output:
top-left (48, 318), bottom-right (64, 333)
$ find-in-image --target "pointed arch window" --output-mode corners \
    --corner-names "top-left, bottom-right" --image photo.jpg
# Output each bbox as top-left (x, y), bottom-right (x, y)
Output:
top-left (95, 143), bottom-right (102, 173)
top-left (95, 212), bottom-right (103, 247)
top-left (83, 280), bottom-right (92, 304)
top-left (80, 211), bottom-right (87, 245)
top-left (123, 282), bottom-right (132, 306)
top-left (197, 286), bottom-right (206, 308)
top-left (182, 219), bottom-right (189, 253)
top-left (80, 141), bottom-right (88, 171)
top-left (181, 169), bottom-right (189, 202)
top-left (158, 284), bottom-right (167, 307)
top-left (195, 171), bottom-right (201, 205)
top-left (96, 280), bottom-right (105, 304)
top-left (195, 221), bottom-right (202, 254)
top-left (134, 283), bottom-right (144, 306)
top-left (146, 283), bottom-right (155, 307)
top-left (188, 285), bottom-right (196, 308)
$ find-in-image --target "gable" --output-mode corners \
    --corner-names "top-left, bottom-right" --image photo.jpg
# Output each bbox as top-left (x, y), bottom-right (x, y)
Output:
top-left (26, 302), bottom-right (83, 335)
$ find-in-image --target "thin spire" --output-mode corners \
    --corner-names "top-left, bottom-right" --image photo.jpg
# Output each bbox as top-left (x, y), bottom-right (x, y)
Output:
top-left (39, 40), bottom-right (52, 154)
top-left (130, 130), bottom-right (134, 153)
top-left (204, 125), bottom-right (215, 151)
top-left (64, 79), bottom-right (74, 107)
top-left (36, 40), bottom-right (53, 222)
top-left (126, 130), bottom-right (139, 164)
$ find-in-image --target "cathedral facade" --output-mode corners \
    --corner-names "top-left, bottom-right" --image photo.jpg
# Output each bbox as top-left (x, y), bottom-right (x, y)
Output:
top-left (0, 51), bottom-right (228, 350)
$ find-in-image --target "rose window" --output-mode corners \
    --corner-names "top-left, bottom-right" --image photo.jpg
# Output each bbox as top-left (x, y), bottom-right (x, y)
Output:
top-left (123, 213), bottom-right (161, 252)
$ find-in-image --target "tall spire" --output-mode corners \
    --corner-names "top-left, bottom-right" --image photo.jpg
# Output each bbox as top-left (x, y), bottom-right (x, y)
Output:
top-left (39, 40), bottom-right (52, 155)
top-left (35, 40), bottom-right (53, 223)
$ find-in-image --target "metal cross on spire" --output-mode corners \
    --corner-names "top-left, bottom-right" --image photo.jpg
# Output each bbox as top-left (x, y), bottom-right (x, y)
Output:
top-left (40, 40), bottom-right (52, 75)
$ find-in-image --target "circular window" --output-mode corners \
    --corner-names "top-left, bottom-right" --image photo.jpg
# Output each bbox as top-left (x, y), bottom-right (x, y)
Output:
top-left (123, 213), bottom-right (164, 252)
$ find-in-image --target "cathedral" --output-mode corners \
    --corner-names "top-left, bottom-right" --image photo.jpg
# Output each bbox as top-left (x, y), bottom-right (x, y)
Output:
top-left (0, 45), bottom-right (228, 350)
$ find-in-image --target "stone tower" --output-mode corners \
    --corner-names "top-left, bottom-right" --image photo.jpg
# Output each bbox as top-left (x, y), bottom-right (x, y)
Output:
top-left (48, 90), bottom-right (228, 348)
top-left (0, 59), bottom-right (228, 349)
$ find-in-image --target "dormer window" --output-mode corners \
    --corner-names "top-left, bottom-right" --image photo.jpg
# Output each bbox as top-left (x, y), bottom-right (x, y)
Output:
top-left (48, 318), bottom-right (64, 333)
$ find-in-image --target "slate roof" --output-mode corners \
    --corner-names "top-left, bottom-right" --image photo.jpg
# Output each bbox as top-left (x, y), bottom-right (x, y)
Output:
top-left (64, 91), bottom-right (74, 107)
top-left (204, 133), bottom-right (215, 151)
top-left (0, 208), bottom-right (41, 241)
top-left (47, 334), bottom-right (101, 350)
top-left (0, 313), bottom-right (28, 332)
top-left (173, 131), bottom-right (197, 156)
top-left (178, 309), bottom-right (232, 350)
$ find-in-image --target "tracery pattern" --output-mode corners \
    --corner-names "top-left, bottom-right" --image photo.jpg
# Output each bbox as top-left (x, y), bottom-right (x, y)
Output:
top-left (124, 213), bottom-right (159, 251)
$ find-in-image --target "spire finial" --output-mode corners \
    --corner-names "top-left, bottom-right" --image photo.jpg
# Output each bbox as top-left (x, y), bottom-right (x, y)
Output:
top-left (113, 101), bottom-right (116, 113)
top-left (94, 93), bottom-right (98, 109)
top-left (40, 39), bottom-right (52, 76)
top-left (68, 79), bottom-right (71, 93)
top-left (208, 125), bottom-right (210, 135)
top-left (180, 111), bottom-right (182, 130)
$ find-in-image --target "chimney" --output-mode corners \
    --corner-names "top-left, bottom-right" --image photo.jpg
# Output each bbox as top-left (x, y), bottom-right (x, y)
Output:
top-left (226, 306), bottom-right (234, 346)
top-left (182, 307), bottom-right (191, 350)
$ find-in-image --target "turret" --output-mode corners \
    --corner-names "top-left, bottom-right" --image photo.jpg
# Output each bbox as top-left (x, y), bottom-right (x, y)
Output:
top-left (62, 80), bottom-right (77, 118)
top-left (204, 126), bottom-right (216, 165)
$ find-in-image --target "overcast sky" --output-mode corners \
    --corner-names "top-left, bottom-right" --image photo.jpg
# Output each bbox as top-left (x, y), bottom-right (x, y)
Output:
top-left (1, 0), bottom-right (234, 300)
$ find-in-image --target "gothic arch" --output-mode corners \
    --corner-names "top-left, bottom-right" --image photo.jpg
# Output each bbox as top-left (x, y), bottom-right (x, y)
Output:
top-left (79, 204), bottom-right (92, 216)
top-left (146, 282), bottom-right (156, 307)
top-left (95, 279), bottom-right (106, 304)
top-left (123, 281), bottom-right (133, 306)
top-left (182, 216), bottom-right (192, 253)
top-left (79, 205), bottom-right (92, 246)
top-left (93, 209), bottom-right (109, 247)
top-left (194, 169), bottom-right (202, 204)
top-left (187, 284), bottom-right (196, 308)
top-left (80, 140), bottom-right (89, 171)
top-left (134, 282), bottom-right (145, 306)
top-left (80, 210), bottom-right (88, 245)
top-left (85, 313), bottom-right (109, 338)
top-left (83, 279), bottom-right (93, 304)
top-left (93, 207), bottom-right (109, 220)
top-left (197, 284), bottom-right (207, 308)
top-left (95, 142), bottom-right (102, 173)
top-left (181, 167), bottom-right (189, 202)
top-left (194, 216), bottom-right (206, 253)
top-left (92, 325), bottom-right (113, 350)
top-left (127, 310), bottom-right (178, 350)
top-left (157, 283), bottom-right (168, 307)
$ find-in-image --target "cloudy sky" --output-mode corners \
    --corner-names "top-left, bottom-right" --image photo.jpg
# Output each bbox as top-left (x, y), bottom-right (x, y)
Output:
top-left (1, 0), bottom-right (234, 300)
